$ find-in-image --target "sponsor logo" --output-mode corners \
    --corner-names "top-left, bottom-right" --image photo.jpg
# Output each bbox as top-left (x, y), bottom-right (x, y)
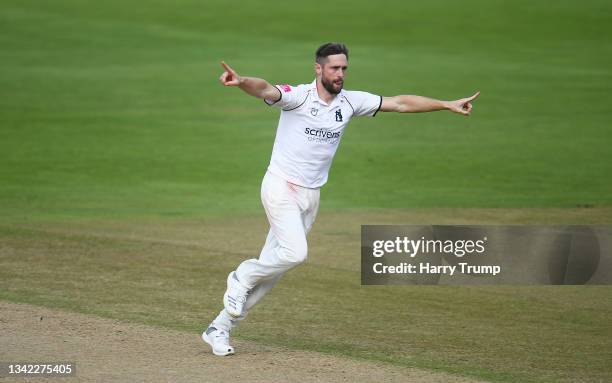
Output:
top-left (304, 128), bottom-right (341, 139)
top-left (280, 84), bottom-right (292, 92)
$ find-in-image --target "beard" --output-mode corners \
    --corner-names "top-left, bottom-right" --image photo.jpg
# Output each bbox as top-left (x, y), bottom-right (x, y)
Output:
top-left (321, 75), bottom-right (343, 94)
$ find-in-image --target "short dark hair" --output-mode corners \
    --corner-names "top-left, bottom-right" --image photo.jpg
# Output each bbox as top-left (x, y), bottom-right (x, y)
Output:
top-left (315, 42), bottom-right (349, 64)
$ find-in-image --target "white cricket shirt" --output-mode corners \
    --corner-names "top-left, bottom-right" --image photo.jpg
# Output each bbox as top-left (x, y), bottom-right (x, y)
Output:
top-left (264, 80), bottom-right (382, 188)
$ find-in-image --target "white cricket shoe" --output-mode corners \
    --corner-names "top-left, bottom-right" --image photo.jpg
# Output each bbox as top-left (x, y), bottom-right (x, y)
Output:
top-left (223, 271), bottom-right (249, 318)
top-left (202, 326), bottom-right (235, 356)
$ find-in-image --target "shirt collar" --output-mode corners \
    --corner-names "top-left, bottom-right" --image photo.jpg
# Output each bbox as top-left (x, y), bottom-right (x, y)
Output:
top-left (310, 79), bottom-right (344, 106)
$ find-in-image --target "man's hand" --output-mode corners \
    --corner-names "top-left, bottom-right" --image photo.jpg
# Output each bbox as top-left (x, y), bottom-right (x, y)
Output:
top-left (445, 91), bottom-right (480, 116)
top-left (217, 61), bottom-right (281, 101)
top-left (219, 61), bottom-right (241, 86)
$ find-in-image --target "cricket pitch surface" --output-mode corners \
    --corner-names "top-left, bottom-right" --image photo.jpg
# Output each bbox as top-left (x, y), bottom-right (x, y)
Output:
top-left (1, 301), bottom-right (485, 383)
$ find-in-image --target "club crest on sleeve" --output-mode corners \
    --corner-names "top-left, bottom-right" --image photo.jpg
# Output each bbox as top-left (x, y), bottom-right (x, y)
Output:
top-left (280, 84), bottom-right (292, 92)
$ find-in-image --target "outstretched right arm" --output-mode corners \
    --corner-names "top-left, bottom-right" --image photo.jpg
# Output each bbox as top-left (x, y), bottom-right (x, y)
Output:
top-left (219, 61), bottom-right (281, 102)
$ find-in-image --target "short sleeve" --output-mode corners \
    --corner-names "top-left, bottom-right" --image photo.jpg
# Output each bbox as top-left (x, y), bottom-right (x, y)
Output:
top-left (264, 84), bottom-right (309, 110)
top-left (343, 90), bottom-right (382, 117)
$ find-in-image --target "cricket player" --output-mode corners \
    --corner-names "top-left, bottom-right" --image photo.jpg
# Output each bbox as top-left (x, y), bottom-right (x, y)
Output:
top-left (202, 43), bottom-right (479, 356)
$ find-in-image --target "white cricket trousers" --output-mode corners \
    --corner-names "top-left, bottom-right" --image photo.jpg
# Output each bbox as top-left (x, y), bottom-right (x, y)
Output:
top-left (213, 170), bottom-right (320, 331)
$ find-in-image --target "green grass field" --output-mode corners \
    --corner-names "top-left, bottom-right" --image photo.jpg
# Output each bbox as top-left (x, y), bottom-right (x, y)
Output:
top-left (1, 1), bottom-right (612, 382)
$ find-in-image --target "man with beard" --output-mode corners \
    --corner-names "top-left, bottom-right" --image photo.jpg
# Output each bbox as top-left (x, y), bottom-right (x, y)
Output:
top-left (202, 42), bottom-right (480, 356)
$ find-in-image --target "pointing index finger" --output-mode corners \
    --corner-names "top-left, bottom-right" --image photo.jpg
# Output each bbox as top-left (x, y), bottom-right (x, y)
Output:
top-left (220, 61), bottom-right (234, 73)
top-left (467, 91), bottom-right (480, 102)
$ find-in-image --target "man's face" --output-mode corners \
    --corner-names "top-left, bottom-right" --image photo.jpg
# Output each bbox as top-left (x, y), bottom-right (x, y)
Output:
top-left (316, 54), bottom-right (348, 95)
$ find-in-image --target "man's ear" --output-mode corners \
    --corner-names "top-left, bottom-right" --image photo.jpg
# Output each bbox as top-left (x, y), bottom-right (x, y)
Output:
top-left (315, 62), bottom-right (322, 76)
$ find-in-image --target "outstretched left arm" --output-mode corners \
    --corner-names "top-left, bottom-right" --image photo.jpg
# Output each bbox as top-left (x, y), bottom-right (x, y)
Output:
top-left (380, 91), bottom-right (480, 116)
